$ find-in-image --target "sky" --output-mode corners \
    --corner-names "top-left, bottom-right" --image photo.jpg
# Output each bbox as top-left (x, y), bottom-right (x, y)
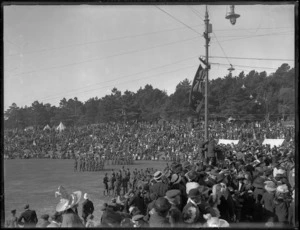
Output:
top-left (3, 3), bottom-right (295, 112)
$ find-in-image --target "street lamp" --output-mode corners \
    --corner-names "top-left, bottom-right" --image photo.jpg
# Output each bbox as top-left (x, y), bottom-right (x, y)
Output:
top-left (203, 5), bottom-right (240, 140)
top-left (225, 5), bottom-right (240, 25)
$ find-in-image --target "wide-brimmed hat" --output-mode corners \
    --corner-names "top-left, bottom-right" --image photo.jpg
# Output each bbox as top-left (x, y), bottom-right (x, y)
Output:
top-left (55, 186), bottom-right (82, 212)
top-left (185, 170), bottom-right (198, 182)
top-left (153, 171), bottom-right (163, 182)
top-left (206, 217), bottom-right (230, 227)
top-left (276, 184), bottom-right (289, 194)
top-left (170, 174), bottom-right (181, 184)
top-left (186, 182), bottom-right (200, 195)
top-left (154, 197), bottom-right (171, 213)
top-left (264, 181), bottom-right (277, 192)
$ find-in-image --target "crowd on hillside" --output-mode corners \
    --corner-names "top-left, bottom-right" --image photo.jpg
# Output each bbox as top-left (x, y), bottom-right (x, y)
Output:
top-left (6, 138), bottom-right (296, 227)
top-left (4, 120), bottom-right (294, 162)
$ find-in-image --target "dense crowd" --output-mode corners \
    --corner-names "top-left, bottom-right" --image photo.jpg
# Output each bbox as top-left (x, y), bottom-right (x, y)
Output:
top-left (4, 120), bottom-right (294, 162)
top-left (5, 133), bottom-right (296, 228)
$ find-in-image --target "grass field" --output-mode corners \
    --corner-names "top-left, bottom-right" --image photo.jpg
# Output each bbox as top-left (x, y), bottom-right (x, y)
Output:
top-left (4, 159), bottom-right (168, 225)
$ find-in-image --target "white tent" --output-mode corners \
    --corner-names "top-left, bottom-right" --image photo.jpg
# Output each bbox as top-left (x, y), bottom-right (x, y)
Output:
top-left (43, 124), bottom-right (51, 131)
top-left (262, 139), bottom-right (285, 148)
top-left (218, 139), bottom-right (239, 146)
top-left (56, 122), bottom-right (66, 132)
top-left (24, 126), bottom-right (34, 131)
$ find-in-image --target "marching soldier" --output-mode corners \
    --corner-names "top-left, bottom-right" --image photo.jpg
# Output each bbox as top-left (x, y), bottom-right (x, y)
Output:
top-left (74, 157), bottom-right (78, 172)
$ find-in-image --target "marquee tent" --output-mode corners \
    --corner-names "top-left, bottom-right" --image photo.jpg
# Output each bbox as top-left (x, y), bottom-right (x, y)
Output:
top-left (43, 124), bottom-right (51, 131)
top-left (56, 122), bottom-right (66, 132)
top-left (218, 139), bottom-right (239, 146)
top-left (262, 139), bottom-right (285, 148)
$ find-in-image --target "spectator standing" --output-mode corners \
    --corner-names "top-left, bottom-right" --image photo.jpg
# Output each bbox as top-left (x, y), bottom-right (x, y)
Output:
top-left (6, 209), bottom-right (18, 228)
top-left (82, 193), bottom-right (94, 225)
top-left (18, 204), bottom-right (38, 228)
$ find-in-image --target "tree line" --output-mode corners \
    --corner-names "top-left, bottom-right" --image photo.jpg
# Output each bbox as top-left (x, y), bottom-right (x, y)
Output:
top-left (4, 63), bottom-right (295, 129)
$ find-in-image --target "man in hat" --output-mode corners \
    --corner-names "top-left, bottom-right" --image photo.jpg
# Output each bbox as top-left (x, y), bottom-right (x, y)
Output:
top-left (148, 197), bottom-right (171, 227)
top-left (103, 173), bottom-right (109, 196)
top-left (165, 189), bottom-right (183, 227)
top-left (55, 186), bottom-right (84, 227)
top-left (261, 181), bottom-right (277, 223)
top-left (6, 209), bottom-right (18, 228)
top-left (82, 193), bottom-right (94, 225)
top-left (149, 171), bottom-right (168, 198)
top-left (182, 187), bottom-right (202, 226)
top-left (37, 214), bottom-right (50, 228)
top-left (18, 204), bottom-right (38, 228)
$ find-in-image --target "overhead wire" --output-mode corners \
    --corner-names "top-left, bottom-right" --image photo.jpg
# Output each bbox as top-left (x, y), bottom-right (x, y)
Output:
top-left (8, 35), bottom-right (200, 78)
top-left (6, 24), bottom-right (204, 57)
top-left (23, 54), bottom-right (200, 102)
top-left (22, 64), bottom-right (198, 105)
top-left (155, 5), bottom-right (202, 36)
top-left (202, 55), bottom-right (294, 62)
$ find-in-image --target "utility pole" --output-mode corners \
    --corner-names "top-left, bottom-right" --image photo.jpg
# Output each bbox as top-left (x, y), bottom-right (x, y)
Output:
top-left (204, 6), bottom-right (211, 140)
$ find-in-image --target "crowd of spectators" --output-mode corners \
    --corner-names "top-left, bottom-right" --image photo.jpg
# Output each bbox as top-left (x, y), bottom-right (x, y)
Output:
top-left (4, 120), bottom-right (295, 162)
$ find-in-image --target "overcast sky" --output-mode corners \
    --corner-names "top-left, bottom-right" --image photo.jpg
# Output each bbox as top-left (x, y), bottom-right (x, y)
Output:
top-left (3, 4), bottom-right (295, 111)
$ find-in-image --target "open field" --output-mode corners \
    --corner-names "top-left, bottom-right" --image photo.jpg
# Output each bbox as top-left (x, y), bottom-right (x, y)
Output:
top-left (4, 159), bottom-right (167, 224)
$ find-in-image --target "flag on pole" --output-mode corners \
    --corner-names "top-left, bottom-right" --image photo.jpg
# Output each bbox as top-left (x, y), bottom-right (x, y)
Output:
top-left (189, 63), bottom-right (206, 113)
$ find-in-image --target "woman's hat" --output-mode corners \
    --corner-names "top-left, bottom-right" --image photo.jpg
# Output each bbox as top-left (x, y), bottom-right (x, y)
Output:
top-left (264, 181), bottom-right (277, 192)
top-left (276, 184), bottom-right (289, 194)
top-left (170, 174), bottom-right (181, 184)
top-left (55, 186), bottom-right (82, 212)
top-left (153, 171), bottom-right (163, 182)
top-left (154, 197), bottom-right (171, 213)
top-left (186, 182), bottom-right (200, 195)
top-left (206, 217), bottom-right (230, 227)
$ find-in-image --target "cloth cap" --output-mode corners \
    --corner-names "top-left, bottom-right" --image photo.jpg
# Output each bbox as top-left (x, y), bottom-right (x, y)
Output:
top-left (165, 189), bottom-right (181, 199)
top-left (24, 204), bottom-right (29, 209)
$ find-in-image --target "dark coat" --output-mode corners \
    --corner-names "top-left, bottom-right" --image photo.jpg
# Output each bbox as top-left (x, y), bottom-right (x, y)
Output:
top-left (148, 212), bottom-right (170, 227)
top-left (149, 182), bottom-right (168, 198)
top-left (82, 199), bottom-right (94, 219)
top-left (128, 193), bottom-right (147, 215)
top-left (61, 209), bottom-right (84, 228)
top-left (218, 193), bottom-right (235, 222)
top-left (168, 204), bottom-right (183, 227)
top-left (18, 209), bottom-right (38, 227)
top-left (206, 140), bottom-right (215, 158)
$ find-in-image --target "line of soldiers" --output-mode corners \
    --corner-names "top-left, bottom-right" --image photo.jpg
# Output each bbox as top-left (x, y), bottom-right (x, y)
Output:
top-left (74, 156), bottom-right (105, 172)
top-left (107, 155), bottom-right (134, 166)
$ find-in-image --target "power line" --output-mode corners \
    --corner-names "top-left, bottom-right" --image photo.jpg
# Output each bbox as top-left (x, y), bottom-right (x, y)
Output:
top-left (23, 64), bottom-right (197, 105)
top-left (212, 32), bottom-right (232, 65)
top-left (204, 55), bottom-right (294, 62)
top-left (155, 6), bottom-right (202, 36)
top-left (6, 24), bottom-right (204, 57)
top-left (210, 62), bottom-right (278, 70)
top-left (23, 54), bottom-right (200, 103)
top-left (8, 35), bottom-right (199, 78)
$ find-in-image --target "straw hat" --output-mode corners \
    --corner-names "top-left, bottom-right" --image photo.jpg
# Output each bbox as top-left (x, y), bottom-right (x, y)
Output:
top-left (153, 171), bottom-right (163, 182)
top-left (55, 186), bottom-right (82, 212)
top-left (170, 174), bottom-right (182, 184)
top-left (276, 184), bottom-right (289, 194)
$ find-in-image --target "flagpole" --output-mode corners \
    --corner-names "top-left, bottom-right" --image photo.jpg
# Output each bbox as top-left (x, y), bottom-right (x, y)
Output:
top-left (204, 5), bottom-right (210, 141)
